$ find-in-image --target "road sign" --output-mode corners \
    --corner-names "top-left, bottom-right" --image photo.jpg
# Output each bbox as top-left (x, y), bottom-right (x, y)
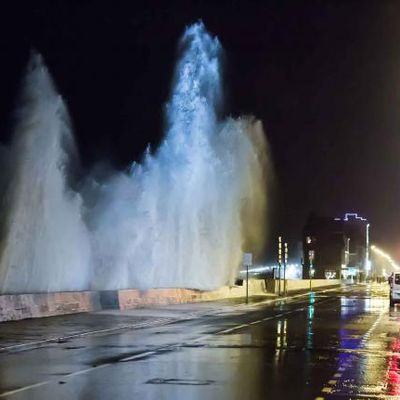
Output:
top-left (243, 253), bottom-right (253, 266)
top-left (242, 253), bottom-right (252, 305)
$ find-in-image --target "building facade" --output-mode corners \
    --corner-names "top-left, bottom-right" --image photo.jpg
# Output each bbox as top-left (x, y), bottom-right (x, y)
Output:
top-left (303, 213), bottom-right (369, 280)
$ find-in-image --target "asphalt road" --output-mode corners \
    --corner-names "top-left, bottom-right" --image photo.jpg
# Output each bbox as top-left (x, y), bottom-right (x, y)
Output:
top-left (0, 284), bottom-right (397, 400)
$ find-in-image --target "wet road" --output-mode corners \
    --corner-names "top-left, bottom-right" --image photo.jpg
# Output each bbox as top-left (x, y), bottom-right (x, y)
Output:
top-left (0, 284), bottom-right (398, 399)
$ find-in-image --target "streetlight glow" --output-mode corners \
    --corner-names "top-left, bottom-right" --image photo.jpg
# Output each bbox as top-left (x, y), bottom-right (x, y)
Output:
top-left (370, 245), bottom-right (400, 270)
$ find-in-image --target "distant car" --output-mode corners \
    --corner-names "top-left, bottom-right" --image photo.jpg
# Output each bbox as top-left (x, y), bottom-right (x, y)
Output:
top-left (390, 273), bottom-right (400, 307)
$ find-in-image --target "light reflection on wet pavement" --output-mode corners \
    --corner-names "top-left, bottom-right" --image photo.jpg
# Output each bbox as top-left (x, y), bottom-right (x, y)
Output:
top-left (0, 284), bottom-right (398, 399)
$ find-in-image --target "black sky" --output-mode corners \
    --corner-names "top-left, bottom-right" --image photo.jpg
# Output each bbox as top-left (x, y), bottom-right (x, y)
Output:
top-left (1, 0), bottom-right (400, 260)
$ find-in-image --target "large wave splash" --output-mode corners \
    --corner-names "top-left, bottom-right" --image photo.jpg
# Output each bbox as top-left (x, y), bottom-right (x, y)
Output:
top-left (0, 54), bottom-right (92, 293)
top-left (0, 22), bottom-right (268, 294)
top-left (87, 22), bottom-right (268, 290)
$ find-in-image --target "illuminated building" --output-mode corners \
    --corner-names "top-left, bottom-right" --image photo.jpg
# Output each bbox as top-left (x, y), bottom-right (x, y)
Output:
top-left (303, 213), bottom-right (369, 280)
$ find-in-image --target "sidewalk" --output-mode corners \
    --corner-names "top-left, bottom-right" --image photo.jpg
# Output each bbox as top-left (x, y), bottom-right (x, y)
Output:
top-left (0, 294), bottom-right (276, 353)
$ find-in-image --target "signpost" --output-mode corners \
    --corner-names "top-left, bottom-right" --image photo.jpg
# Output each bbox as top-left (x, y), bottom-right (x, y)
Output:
top-left (243, 253), bottom-right (253, 304)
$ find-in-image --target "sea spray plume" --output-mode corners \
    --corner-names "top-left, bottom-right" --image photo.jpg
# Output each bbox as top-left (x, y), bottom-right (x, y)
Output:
top-left (88, 22), bottom-right (268, 290)
top-left (0, 53), bottom-right (92, 293)
top-left (165, 21), bottom-right (221, 149)
top-left (236, 118), bottom-right (269, 255)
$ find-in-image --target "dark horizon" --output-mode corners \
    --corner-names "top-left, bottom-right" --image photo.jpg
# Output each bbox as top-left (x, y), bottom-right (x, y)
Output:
top-left (0, 0), bottom-right (399, 261)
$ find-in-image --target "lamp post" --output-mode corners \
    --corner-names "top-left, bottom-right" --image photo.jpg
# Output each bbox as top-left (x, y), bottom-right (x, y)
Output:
top-left (308, 250), bottom-right (315, 292)
top-left (284, 242), bottom-right (288, 295)
top-left (365, 223), bottom-right (371, 279)
top-left (278, 236), bottom-right (282, 296)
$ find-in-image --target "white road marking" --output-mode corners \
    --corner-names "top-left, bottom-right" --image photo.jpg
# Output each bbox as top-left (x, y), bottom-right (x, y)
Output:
top-left (64, 364), bottom-right (110, 377)
top-left (249, 320), bottom-right (262, 325)
top-left (121, 351), bottom-right (158, 362)
top-left (217, 324), bottom-right (249, 334)
top-left (0, 381), bottom-right (51, 398)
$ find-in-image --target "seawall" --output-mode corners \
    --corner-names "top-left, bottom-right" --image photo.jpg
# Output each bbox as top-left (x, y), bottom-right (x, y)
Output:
top-left (0, 279), bottom-right (341, 322)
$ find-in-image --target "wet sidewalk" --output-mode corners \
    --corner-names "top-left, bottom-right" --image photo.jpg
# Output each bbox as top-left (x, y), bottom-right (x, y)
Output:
top-left (0, 294), bottom-right (276, 353)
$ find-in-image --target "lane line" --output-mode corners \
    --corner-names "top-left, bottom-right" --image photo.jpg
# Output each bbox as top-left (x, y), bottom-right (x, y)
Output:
top-left (217, 324), bottom-right (250, 334)
top-left (216, 306), bottom-right (310, 335)
top-left (249, 320), bottom-right (262, 325)
top-left (121, 350), bottom-right (159, 362)
top-left (64, 364), bottom-right (110, 377)
top-left (0, 381), bottom-right (51, 398)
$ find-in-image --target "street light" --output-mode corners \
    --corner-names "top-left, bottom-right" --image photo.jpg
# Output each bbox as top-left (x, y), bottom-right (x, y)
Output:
top-left (365, 223), bottom-right (370, 275)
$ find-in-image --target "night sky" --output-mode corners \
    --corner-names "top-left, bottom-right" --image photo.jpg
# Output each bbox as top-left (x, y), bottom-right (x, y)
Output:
top-left (1, 0), bottom-right (400, 261)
